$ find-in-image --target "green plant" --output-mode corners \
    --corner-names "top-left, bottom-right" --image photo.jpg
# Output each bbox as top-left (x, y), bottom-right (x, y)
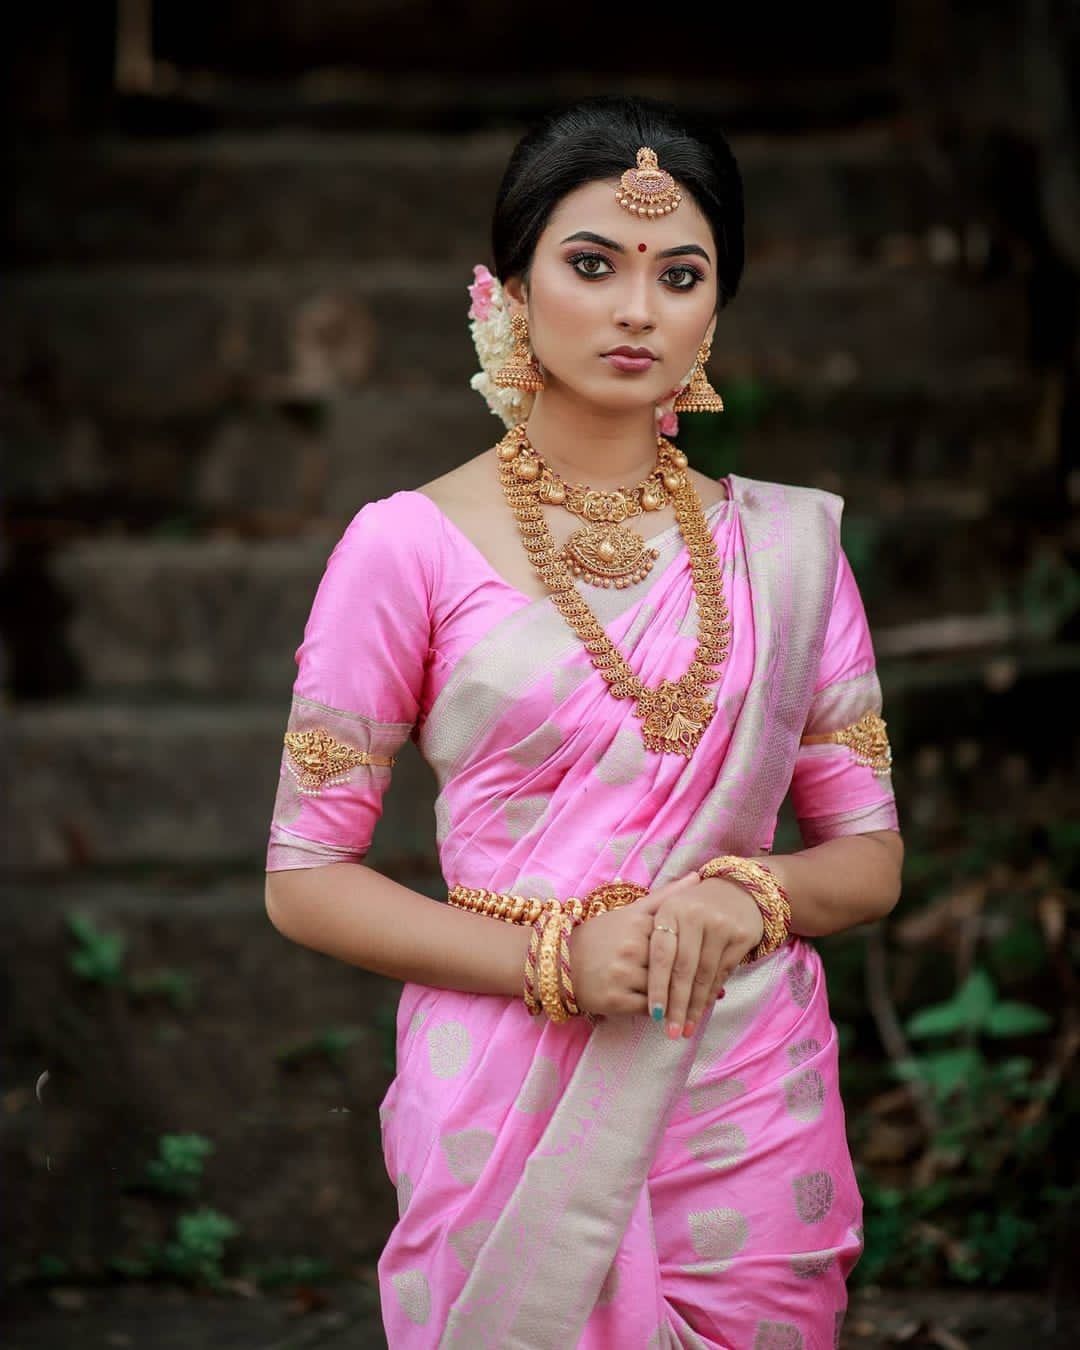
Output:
top-left (849, 810), bottom-right (1077, 1289)
top-left (128, 966), bottom-right (199, 1011)
top-left (66, 912), bottom-right (127, 986)
top-left (142, 1133), bottom-right (214, 1198)
top-left (157, 1208), bottom-right (239, 1288)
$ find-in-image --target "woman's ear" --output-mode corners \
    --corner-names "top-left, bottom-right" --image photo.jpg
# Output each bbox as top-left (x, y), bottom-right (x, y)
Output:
top-left (503, 275), bottom-right (528, 313)
top-left (705, 314), bottom-right (718, 347)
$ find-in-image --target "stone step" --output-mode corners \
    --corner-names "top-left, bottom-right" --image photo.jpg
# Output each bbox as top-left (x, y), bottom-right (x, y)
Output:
top-left (7, 129), bottom-right (985, 267)
top-left (6, 381), bottom-right (1040, 524)
top-left (1, 871), bottom-right (421, 1275)
top-left (44, 513), bottom-right (1030, 698)
top-left (8, 658), bottom-right (1079, 871)
top-left (0, 262), bottom-right (1028, 423)
top-left (6, 703), bottom-right (438, 872)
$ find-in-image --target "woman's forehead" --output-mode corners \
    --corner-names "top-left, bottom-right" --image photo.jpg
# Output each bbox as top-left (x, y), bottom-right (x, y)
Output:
top-left (541, 178), bottom-right (712, 253)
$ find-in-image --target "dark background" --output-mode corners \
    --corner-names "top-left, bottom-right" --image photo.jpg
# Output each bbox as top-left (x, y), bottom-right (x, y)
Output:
top-left (3, 3), bottom-right (1079, 1346)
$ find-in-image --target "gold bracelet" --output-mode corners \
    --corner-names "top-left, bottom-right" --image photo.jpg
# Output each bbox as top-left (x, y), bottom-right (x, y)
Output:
top-left (523, 914), bottom-right (545, 1016)
top-left (538, 910), bottom-right (571, 1022)
top-left (698, 855), bottom-right (792, 963)
top-left (558, 912), bottom-right (582, 1017)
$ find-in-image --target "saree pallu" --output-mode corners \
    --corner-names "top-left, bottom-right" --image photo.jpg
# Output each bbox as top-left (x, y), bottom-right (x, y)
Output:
top-left (266, 475), bottom-right (899, 1349)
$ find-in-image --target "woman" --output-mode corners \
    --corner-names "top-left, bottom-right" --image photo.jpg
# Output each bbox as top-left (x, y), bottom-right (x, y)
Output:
top-left (265, 94), bottom-right (903, 1350)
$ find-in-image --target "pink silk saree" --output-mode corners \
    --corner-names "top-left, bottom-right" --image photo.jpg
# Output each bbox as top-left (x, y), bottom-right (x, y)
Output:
top-left (266, 474), bottom-right (899, 1349)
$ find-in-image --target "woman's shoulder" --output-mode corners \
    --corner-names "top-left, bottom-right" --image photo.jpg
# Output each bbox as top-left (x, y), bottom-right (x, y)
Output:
top-left (329, 489), bottom-right (451, 597)
top-left (341, 484), bottom-right (453, 540)
top-left (334, 450), bottom-right (497, 577)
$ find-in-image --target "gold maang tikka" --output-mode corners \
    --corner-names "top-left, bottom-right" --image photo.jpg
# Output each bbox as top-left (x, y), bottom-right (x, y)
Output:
top-left (615, 147), bottom-right (682, 217)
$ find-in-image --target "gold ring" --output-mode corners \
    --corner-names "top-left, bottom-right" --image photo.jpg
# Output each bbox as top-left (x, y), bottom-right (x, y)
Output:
top-left (653, 922), bottom-right (678, 936)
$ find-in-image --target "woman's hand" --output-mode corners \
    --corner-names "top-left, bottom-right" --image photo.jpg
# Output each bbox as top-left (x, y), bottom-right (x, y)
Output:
top-left (640, 874), bottom-right (764, 1039)
top-left (567, 873), bottom-right (704, 1019)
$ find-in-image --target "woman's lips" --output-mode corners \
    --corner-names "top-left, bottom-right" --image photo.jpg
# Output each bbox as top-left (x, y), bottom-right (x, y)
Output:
top-left (603, 353), bottom-right (656, 373)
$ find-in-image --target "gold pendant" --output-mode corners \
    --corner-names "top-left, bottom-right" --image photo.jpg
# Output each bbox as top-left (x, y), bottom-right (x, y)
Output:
top-left (636, 679), bottom-right (715, 756)
top-left (560, 521), bottom-right (659, 588)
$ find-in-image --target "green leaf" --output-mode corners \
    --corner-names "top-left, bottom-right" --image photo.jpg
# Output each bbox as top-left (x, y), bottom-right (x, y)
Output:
top-left (901, 1048), bottom-right (983, 1099)
top-left (985, 1001), bottom-right (1053, 1037)
top-left (905, 969), bottom-right (996, 1038)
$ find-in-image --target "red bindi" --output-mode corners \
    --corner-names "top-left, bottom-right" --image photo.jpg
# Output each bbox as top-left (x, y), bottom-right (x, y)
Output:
top-left (638, 243), bottom-right (648, 252)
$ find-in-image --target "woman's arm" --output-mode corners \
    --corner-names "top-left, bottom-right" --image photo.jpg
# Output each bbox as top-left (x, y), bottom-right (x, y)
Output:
top-left (265, 865), bottom-right (531, 998)
top-left (743, 827), bottom-right (904, 937)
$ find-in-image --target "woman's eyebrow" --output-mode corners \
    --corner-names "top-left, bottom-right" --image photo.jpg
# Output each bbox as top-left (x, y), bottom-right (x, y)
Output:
top-left (560, 230), bottom-right (711, 264)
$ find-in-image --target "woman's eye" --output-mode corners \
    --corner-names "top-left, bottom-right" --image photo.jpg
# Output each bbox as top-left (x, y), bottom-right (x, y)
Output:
top-left (663, 266), bottom-right (703, 290)
top-left (569, 253), bottom-right (614, 278)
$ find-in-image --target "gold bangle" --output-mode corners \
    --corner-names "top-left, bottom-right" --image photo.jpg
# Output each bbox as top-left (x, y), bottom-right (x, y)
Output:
top-left (558, 913), bottom-right (582, 1017)
top-left (698, 855), bottom-right (792, 963)
top-left (538, 910), bottom-right (571, 1022)
top-left (523, 914), bottom-right (545, 1016)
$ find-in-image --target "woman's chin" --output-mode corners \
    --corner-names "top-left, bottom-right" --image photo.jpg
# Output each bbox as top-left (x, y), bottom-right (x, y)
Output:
top-left (544, 373), bottom-right (667, 416)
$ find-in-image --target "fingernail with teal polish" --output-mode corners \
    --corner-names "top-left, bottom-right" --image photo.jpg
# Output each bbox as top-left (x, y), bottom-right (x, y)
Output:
top-left (651, 1005), bottom-right (664, 1022)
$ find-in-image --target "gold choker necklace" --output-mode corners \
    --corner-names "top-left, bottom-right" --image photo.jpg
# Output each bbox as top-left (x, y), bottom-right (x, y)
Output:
top-left (511, 433), bottom-right (680, 588)
top-left (495, 424), bottom-right (731, 756)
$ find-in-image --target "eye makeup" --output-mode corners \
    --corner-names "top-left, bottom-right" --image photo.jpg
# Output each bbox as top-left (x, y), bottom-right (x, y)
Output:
top-left (565, 249), bottom-right (707, 290)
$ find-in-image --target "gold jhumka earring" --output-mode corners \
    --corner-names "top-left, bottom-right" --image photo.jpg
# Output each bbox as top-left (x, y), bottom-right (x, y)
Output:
top-left (672, 338), bottom-right (724, 414)
top-left (492, 312), bottom-right (545, 392)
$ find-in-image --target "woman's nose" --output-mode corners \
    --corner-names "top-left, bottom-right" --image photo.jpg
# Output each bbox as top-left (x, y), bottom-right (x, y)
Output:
top-left (613, 276), bottom-right (656, 333)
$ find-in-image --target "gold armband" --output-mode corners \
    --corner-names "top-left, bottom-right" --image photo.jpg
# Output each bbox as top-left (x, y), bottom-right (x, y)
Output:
top-left (799, 709), bottom-right (892, 777)
top-left (283, 727), bottom-right (397, 795)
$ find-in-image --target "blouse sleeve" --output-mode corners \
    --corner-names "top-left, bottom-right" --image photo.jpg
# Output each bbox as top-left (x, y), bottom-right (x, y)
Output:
top-left (788, 542), bottom-right (900, 847)
top-left (265, 494), bottom-right (434, 871)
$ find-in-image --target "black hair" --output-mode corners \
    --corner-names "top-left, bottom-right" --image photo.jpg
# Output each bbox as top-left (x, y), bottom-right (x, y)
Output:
top-left (491, 94), bottom-right (745, 312)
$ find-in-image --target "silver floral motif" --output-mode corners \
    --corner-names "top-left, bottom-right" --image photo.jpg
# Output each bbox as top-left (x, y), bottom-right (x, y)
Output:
top-left (440, 1129), bottom-right (496, 1187)
top-left (753, 1321), bottom-right (804, 1349)
top-left (448, 1218), bottom-right (495, 1272)
top-left (688, 1077), bottom-right (747, 1114)
top-left (784, 1068), bottom-right (826, 1122)
top-left (391, 1269), bottom-right (430, 1325)
top-left (396, 1171), bottom-right (413, 1217)
top-left (786, 1037), bottom-right (821, 1067)
top-left (787, 961), bottom-right (814, 1008)
top-left (791, 1251), bottom-right (836, 1279)
top-left (792, 1170), bottom-right (835, 1224)
top-left (688, 1207), bottom-right (749, 1260)
top-left (686, 1121), bottom-right (748, 1170)
top-left (595, 726), bottom-right (648, 786)
top-left (508, 721), bottom-right (565, 768)
top-left (427, 1020), bottom-right (472, 1079)
top-left (504, 794), bottom-right (551, 839)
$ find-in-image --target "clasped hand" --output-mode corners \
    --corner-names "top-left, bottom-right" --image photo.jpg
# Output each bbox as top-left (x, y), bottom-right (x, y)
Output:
top-left (567, 871), bottom-right (764, 1038)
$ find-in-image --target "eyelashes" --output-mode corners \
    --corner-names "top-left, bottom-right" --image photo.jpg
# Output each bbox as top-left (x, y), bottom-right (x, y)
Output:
top-left (566, 251), bottom-right (706, 291)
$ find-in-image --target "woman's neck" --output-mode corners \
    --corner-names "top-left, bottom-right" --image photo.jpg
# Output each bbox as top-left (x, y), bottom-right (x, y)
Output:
top-left (523, 391), bottom-right (661, 489)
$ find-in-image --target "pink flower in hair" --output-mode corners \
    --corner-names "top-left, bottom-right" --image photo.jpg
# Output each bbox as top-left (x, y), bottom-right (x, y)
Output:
top-left (467, 264), bottom-right (497, 321)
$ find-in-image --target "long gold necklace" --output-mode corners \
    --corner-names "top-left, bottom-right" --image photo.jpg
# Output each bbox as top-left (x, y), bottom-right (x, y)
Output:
top-left (528, 440), bottom-right (676, 588)
top-left (496, 423), bottom-right (731, 756)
